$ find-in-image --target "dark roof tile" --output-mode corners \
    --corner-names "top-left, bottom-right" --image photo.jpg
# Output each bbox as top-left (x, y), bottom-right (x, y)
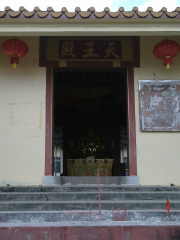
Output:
top-left (94, 11), bottom-right (106, 18)
top-left (136, 11), bottom-right (149, 18)
top-left (22, 11), bottom-right (35, 18)
top-left (108, 11), bottom-right (120, 18)
top-left (0, 11), bottom-right (6, 17)
top-left (8, 11), bottom-right (21, 18)
top-left (151, 11), bottom-right (164, 18)
top-left (79, 11), bottom-right (91, 18)
top-left (123, 11), bottom-right (135, 18)
top-left (50, 11), bottom-right (62, 18)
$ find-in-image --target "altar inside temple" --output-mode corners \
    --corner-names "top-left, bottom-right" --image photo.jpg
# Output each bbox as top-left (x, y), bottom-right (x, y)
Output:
top-left (67, 159), bottom-right (113, 176)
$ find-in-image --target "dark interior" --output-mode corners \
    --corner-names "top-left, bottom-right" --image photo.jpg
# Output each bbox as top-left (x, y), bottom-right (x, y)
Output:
top-left (53, 70), bottom-right (128, 176)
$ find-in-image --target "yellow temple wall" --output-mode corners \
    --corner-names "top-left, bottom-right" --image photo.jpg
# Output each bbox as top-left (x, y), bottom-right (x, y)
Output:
top-left (134, 36), bottom-right (180, 186)
top-left (0, 37), bottom-right (46, 185)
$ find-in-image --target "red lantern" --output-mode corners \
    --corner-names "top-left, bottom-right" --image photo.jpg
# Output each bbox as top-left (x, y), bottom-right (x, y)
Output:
top-left (153, 39), bottom-right (180, 69)
top-left (1, 38), bottom-right (28, 69)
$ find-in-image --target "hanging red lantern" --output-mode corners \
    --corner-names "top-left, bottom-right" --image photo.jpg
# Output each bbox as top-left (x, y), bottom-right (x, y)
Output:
top-left (153, 40), bottom-right (180, 69)
top-left (1, 38), bottom-right (28, 69)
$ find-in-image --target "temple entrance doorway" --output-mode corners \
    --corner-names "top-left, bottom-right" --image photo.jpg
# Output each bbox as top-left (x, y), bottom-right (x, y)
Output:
top-left (53, 70), bottom-right (128, 177)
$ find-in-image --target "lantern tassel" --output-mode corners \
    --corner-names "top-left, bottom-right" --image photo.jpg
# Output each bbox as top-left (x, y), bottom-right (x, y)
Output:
top-left (13, 63), bottom-right (17, 69)
top-left (166, 63), bottom-right (170, 70)
top-left (10, 56), bottom-right (19, 69)
top-left (164, 56), bottom-right (172, 70)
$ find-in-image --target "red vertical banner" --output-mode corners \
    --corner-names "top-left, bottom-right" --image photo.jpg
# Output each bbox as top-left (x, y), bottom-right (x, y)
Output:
top-left (167, 199), bottom-right (170, 218)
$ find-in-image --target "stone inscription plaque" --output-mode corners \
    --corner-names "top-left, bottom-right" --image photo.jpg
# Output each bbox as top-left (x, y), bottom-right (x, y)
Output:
top-left (139, 80), bottom-right (180, 132)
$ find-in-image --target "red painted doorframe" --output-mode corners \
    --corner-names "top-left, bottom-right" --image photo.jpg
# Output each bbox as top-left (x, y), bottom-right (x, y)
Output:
top-left (45, 67), bottom-right (137, 176)
top-left (127, 67), bottom-right (137, 175)
top-left (45, 67), bottom-right (53, 175)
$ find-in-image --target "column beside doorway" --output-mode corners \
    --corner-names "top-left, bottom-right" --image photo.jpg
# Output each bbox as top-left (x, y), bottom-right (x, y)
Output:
top-left (45, 67), bottom-right (137, 177)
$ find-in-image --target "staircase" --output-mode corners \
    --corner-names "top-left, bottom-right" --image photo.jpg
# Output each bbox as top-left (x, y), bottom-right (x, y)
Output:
top-left (1, 183), bottom-right (180, 239)
top-left (1, 184), bottom-right (180, 221)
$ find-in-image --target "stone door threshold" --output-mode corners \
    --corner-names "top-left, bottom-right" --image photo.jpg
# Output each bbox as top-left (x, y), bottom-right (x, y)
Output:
top-left (42, 176), bottom-right (139, 186)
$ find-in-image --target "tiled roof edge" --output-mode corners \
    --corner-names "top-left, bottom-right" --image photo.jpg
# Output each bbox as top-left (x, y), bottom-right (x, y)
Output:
top-left (0, 6), bottom-right (180, 19)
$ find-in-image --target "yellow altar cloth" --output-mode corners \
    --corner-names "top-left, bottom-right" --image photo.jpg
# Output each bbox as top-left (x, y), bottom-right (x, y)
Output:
top-left (67, 159), bottom-right (113, 176)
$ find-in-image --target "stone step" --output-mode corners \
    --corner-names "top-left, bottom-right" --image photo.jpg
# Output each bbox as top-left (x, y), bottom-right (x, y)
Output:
top-left (59, 176), bottom-right (139, 185)
top-left (0, 191), bottom-right (179, 201)
top-left (0, 210), bottom-right (179, 223)
top-left (0, 200), bottom-right (179, 211)
top-left (0, 186), bottom-right (180, 192)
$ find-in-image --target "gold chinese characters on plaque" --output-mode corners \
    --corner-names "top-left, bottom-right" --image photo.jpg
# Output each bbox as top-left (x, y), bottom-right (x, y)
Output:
top-left (59, 40), bottom-right (122, 60)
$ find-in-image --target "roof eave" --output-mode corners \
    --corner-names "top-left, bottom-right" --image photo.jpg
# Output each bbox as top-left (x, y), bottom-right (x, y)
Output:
top-left (0, 18), bottom-right (180, 36)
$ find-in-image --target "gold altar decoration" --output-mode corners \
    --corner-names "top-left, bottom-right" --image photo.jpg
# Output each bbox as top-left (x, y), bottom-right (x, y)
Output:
top-left (67, 159), bottom-right (113, 176)
top-left (74, 129), bottom-right (107, 159)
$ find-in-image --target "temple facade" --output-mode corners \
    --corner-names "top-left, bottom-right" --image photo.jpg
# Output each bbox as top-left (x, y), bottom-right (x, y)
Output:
top-left (0, 6), bottom-right (180, 186)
